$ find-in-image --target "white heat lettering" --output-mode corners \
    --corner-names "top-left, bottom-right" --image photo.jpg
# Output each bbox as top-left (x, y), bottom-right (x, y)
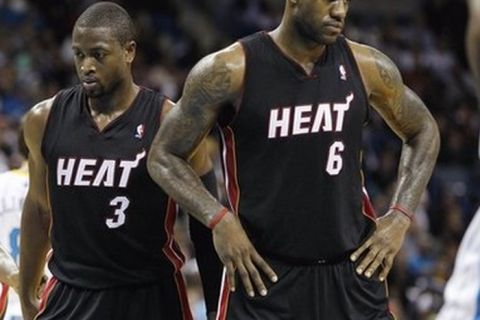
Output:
top-left (311, 103), bottom-right (332, 133)
top-left (268, 108), bottom-right (291, 138)
top-left (57, 158), bottom-right (75, 186)
top-left (56, 150), bottom-right (146, 188)
top-left (333, 93), bottom-right (353, 131)
top-left (292, 105), bottom-right (312, 135)
top-left (92, 160), bottom-right (115, 187)
top-left (118, 150), bottom-right (146, 187)
top-left (267, 93), bottom-right (354, 138)
top-left (74, 159), bottom-right (97, 186)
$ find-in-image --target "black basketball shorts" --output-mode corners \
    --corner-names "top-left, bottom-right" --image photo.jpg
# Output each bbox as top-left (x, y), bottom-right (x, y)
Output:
top-left (34, 277), bottom-right (192, 320)
top-left (216, 257), bottom-right (394, 320)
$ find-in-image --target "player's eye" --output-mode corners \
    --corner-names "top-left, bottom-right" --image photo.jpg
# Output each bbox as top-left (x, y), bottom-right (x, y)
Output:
top-left (73, 51), bottom-right (85, 59)
top-left (93, 51), bottom-right (106, 60)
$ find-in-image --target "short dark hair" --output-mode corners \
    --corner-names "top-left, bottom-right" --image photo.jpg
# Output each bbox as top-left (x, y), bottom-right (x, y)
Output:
top-left (74, 2), bottom-right (136, 44)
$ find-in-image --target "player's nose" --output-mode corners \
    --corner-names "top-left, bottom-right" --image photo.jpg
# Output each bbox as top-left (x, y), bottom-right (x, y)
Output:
top-left (330, 1), bottom-right (347, 21)
top-left (80, 57), bottom-right (96, 74)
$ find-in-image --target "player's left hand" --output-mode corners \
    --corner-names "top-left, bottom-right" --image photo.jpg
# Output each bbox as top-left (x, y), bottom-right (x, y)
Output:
top-left (350, 210), bottom-right (411, 281)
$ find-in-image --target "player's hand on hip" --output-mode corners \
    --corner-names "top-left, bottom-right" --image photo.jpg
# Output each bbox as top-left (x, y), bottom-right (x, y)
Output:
top-left (212, 212), bottom-right (278, 297)
top-left (350, 211), bottom-right (411, 281)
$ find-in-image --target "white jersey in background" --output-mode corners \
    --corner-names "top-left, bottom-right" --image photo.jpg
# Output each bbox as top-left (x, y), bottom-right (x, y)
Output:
top-left (437, 210), bottom-right (480, 320)
top-left (0, 167), bottom-right (28, 320)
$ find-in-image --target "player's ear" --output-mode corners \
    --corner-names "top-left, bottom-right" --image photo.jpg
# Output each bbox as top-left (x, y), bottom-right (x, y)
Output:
top-left (124, 40), bottom-right (136, 64)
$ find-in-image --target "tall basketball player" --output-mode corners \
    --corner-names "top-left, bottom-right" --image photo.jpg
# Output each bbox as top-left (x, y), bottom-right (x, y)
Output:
top-left (147, 0), bottom-right (440, 318)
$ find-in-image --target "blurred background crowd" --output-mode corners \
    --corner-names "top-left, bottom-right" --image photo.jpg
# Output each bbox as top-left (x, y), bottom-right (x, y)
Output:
top-left (0, 0), bottom-right (476, 319)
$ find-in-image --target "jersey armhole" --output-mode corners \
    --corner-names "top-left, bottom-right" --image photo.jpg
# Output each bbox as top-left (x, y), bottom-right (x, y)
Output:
top-left (219, 41), bottom-right (247, 128)
top-left (40, 93), bottom-right (62, 162)
top-left (233, 41), bottom-right (247, 116)
top-left (343, 39), bottom-right (372, 126)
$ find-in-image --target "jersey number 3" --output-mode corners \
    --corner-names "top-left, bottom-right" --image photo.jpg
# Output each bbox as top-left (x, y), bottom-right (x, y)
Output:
top-left (106, 196), bottom-right (130, 229)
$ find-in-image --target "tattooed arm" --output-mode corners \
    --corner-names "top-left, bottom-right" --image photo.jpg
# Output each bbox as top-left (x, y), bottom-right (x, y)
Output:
top-left (148, 43), bottom-right (277, 297)
top-left (347, 40), bottom-right (440, 281)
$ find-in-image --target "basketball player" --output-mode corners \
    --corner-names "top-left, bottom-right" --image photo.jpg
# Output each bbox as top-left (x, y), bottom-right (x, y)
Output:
top-left (436, 0), bottom-right (480, 319)
top-left (147, 0), bottom-right (440, 318)
top-left (0, 127), bottom-right (28, 320)
top-left (19, 3), bottom-right (220, 320)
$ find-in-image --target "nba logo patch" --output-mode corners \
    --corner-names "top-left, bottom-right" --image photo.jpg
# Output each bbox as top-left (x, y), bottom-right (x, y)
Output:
top-left (339, 65), bottom-right (347, 80)
top-left (135, 124), bottom-right (145, 139)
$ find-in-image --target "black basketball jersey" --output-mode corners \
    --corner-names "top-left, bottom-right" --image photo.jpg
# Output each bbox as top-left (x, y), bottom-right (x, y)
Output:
top-left (220, 32), bottom-right (375, 262)
top-left (42, 86), bottom-right (184, 289)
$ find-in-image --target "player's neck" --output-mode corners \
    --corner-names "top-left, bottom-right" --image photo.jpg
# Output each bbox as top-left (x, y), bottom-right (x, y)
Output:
top-left (88, 80), bottom-right (139, 116)
top-left (270, 23), bottom-right (326, 74)
top-left (87, 81), bottom-right (140, 131)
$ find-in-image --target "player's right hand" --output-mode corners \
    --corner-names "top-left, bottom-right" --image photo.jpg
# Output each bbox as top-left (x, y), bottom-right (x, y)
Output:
top-left (212, 212), bottom-right (278, 297)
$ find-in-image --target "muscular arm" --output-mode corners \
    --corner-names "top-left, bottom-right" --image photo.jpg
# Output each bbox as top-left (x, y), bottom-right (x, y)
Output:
top-left (467, 0), bottom-right (480, 95)
top-left (20, 98), bottom-right (53, 319)
top-left (353, 42), bottom-right (440, 218)
top-left (349, 41), bottom-right (440, 280)
top-left (148, 44), bottom-right (277, 296)
top-left (0, 243), bottom-right (18, 291)
top-left (149, 45), bottom-right (243, 224)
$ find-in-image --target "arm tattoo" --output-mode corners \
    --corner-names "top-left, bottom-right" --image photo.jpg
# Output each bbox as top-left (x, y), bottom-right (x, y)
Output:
top-left (370, 48), bottom-right (401, 91)
top-left (369, 47), bottom-right (405, 121)
top-left (369, 47), bottom-right (440, 217)
top-left (172, 57), bottom-right (233, 154)
top-left (184, 57), bottom-right (232, 109)
top-left (148, 54), bottom-right (236, 226)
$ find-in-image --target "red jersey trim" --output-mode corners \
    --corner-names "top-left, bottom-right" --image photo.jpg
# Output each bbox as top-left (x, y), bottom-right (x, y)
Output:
top-left (34, 276), bottom-right (58, 320)
top-left (162, 199), bottom-right (192, 320)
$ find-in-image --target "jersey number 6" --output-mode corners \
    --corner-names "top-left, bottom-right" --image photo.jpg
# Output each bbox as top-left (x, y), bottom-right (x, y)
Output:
top-left (326, 141), bottom-right (345, 175)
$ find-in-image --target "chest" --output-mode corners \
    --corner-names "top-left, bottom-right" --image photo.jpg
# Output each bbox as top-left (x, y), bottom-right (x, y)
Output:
top-left (47, 110), bottom-right (156, 190)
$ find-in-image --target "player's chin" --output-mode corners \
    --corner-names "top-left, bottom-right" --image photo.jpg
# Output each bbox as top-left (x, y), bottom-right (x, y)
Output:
top-left (84, 88), bottom-right (103, 98)
top-left (320, 33), bottom-right (341, 45)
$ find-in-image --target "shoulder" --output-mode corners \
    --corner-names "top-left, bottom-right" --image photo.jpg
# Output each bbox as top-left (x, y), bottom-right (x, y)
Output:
top-left (193, 42), bottom-right (245, 75)
top-left (184, 42), bottom-right (245, 102)
top-left (24, 96), bottom-right (56, 148)
top-left (346, 39), bottom-right (403, 96)
top-left (25, 97), bottom-right (55, 129)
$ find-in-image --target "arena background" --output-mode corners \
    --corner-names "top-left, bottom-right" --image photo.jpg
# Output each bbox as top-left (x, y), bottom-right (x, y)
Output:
top-left (0, 0), bottom-right (475, 319)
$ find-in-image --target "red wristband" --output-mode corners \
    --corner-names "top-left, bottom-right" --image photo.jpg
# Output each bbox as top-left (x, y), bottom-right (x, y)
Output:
top-left (389, 204), bottom-right (413, 222)
top-left (208, 207), bottom-right (229, 229)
